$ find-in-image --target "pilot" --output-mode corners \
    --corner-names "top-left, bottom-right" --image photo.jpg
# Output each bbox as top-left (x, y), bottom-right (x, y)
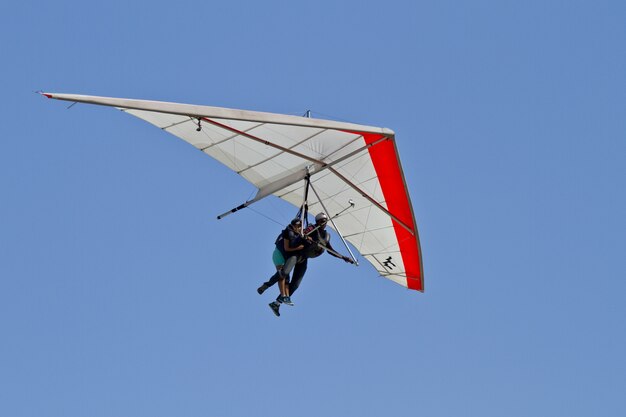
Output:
top-left (260, 213), bottom-right (353, 317)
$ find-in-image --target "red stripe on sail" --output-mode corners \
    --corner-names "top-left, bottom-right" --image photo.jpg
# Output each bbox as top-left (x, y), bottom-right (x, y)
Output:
top-left (344, 131), bottom-right (422, 291)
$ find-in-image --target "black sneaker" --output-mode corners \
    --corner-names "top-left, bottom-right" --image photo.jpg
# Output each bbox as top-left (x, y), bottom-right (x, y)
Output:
top-left (269, 302), bottom-right (280, 317)
top-left (257, 284), bottom-right (268, 295)
top-left (282, 296), bottom-right (294, 306)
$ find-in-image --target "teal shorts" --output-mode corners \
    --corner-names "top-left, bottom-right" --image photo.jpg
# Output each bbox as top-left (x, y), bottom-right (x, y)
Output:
top-left (272, 248), bottom-right (285, 266)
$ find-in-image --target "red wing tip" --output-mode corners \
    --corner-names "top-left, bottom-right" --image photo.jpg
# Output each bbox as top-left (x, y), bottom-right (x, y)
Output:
top-left (42, 93), bottom-right (53, 98)
top-left (407, 276), bottom-right (423, 292)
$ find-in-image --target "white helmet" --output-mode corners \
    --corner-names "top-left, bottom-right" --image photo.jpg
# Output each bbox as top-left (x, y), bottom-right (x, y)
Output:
top-left (315, 212), bottom-right (328, 223)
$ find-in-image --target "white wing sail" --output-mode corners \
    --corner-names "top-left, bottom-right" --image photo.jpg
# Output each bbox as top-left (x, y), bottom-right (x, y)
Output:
top-left (43, 93), bottom-right (424, 291)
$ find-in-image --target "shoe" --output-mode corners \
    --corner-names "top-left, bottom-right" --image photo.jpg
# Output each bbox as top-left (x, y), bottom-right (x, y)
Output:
top-left (257, 284), bottom-right (268, 295)
top-left (269, 302), bottom-right (280, 317)
top-left (282, 296), bottom-right (294, 306)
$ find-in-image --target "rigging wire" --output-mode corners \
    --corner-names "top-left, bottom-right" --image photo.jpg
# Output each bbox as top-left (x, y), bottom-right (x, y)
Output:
top-left (246, 206), bottom-right (284, 227)
top-left (283, 108), bottom-right (366, 126)
top-left (243, 188), bottom-right (285, 226)
top-left (302, 110), bottom-right (368, 126)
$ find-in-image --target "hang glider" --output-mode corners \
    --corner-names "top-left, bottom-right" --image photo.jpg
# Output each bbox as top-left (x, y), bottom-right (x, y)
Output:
top-left (42, 93), bottom-right (424, 291)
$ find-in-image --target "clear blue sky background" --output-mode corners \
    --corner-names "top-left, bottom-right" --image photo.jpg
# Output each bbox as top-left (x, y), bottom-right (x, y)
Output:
top-left (2, 1), bottom-right (625, 416)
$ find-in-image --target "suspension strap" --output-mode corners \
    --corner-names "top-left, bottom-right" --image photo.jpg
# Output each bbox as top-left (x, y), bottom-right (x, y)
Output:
top-left (296, 173), bottom-right (311, 230)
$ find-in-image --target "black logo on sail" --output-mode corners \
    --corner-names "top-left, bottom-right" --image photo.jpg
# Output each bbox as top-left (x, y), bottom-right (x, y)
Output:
top-left (383, 256), bottom-right (396, 270)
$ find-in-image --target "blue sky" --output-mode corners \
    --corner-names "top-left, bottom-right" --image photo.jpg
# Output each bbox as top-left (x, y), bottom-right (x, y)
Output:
top-left (2, 1), bottom-right (625, 416)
